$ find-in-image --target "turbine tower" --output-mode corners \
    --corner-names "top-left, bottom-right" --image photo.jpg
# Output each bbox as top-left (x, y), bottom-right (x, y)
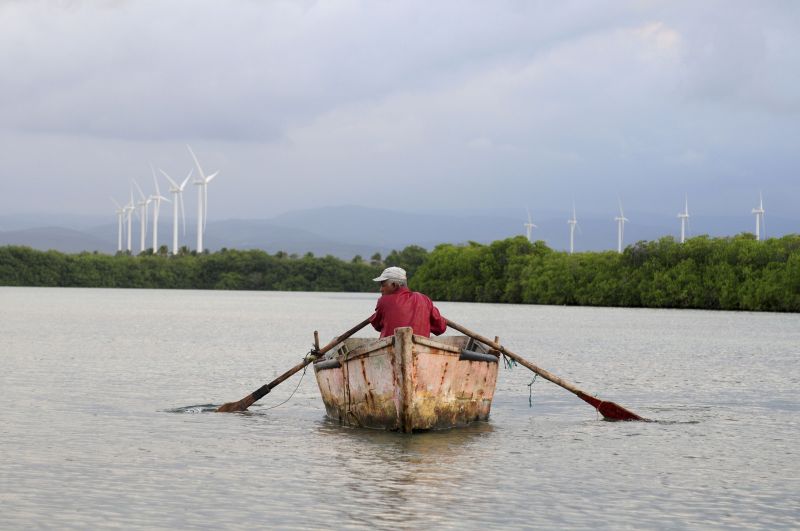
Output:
top-left (752, 192), bottom-right (765, 241)
top-left (149, 166), bottom-right (170, 252)
top-left (125, 189), bottom-right (135, 252)
top-left (187, 145), bottom-right (220, 252)
top-left (677, 195), bottom-right (690, 244)
top-left (567, 202), bottom-right (578, 254)
top-left (614, 198), bottom-right (629, 254)
top-left (132, 179), bottom-right (151, 253)
top-left (524, 208), bottom-right (537, 243)
top-left (111, 198), bottom-right (125, 252)
top-left (160, 168), bottom-right (192, 254)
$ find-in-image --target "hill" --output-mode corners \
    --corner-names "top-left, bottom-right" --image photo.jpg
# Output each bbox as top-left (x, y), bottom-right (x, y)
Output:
top-left (1, 206), bottom-right (797, 257)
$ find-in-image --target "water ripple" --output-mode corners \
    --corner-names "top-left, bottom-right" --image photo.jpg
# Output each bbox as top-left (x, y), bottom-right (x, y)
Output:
top-left (2, 288), bottom-right (799, 529)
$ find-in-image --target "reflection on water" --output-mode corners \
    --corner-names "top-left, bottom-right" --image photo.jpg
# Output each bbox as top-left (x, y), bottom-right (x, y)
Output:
top-left (1, 287), bottom-right (798, 529)
top-left (311, 419), bottom-right (497, 529)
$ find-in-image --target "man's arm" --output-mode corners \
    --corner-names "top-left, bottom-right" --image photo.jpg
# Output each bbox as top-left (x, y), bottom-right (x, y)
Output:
top-left (369, 299), bottom-right (384, 333)
top-left (429, 303), bottom-right (447, 336)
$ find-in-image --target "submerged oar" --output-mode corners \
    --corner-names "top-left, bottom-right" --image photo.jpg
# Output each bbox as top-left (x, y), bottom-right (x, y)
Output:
top-left (217, 317), bottom-right (371, 413)
top-left (446, 319), bottom-right (646, 421)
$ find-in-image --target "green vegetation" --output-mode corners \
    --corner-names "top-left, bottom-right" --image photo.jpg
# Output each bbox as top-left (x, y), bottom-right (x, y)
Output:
top-left (412, 234), bottom-right (800, 312)
top-left (0, 247), bottom-right (381, 292)
top-left (2, 233), bottom-right (799, 312)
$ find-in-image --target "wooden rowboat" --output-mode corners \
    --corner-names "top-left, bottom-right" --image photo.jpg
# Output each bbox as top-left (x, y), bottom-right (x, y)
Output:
top-left (313, 326), bottom-right (499, 432)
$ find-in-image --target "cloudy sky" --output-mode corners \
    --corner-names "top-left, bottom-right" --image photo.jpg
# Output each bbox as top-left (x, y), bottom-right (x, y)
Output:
top-left (1, 0), bottom-right (798, 223)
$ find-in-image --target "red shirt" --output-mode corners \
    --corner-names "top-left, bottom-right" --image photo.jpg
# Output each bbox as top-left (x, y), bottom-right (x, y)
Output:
top-left (370, 286), bottom-right (447, 339)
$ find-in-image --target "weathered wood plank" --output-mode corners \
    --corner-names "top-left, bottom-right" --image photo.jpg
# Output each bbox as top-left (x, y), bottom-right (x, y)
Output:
top-left (313, 327), bottom-right (499, 432)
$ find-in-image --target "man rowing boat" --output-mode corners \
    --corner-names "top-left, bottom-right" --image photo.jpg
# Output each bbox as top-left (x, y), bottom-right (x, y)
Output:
top-left (369, 266), bottom-right (447, 339)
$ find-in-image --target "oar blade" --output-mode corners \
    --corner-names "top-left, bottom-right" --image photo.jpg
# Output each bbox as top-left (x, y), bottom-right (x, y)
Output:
top-left (597, 400), bottom-right (645, 422)
top-left (217, 396), bottom-right (254, 413)
top-left (577, 391), bottom-right (645, 421)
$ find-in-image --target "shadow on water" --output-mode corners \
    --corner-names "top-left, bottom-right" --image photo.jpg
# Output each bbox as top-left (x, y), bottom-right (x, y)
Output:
top-left (312, 415), bottom-right (496, 446)
top-left (162, 404), bottom-right (701, 425)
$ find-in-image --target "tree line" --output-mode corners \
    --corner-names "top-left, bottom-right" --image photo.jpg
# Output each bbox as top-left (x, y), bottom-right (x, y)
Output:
top-left (411, 234), bottom-right (800, 312)
top-left (1, 233), bottom-right (798, 312)
top-left (0, 247), bottom-right (382, 292)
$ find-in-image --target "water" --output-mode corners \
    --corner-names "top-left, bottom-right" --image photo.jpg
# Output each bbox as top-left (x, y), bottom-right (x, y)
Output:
top-left (1, 287), bottom-right (798, 529)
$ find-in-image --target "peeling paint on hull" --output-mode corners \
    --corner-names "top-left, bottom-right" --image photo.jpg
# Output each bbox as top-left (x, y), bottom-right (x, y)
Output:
top-left (313, 327), bottom-right (499, 433)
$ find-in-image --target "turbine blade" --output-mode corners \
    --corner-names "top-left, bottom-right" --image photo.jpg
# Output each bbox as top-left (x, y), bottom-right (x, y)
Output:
top-left (132, 179), bottom-right (146, 200)
top-left (111, 197), bottom-right (122, 209)
top-left (160, 169), bottom-right (179, 189)
top-left (180, 169), bottom-right (193, 190)
top-left (206, 171), bottom-right (219, 183)
top-left (187, 145), bottom-right (207, 179)
top-left (150, 164), bottom-right (161, 196)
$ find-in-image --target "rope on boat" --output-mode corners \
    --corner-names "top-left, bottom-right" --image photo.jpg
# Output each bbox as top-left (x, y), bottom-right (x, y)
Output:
top-left (527, 374), bottom-right (538, 408)
top-left (262, 353), bottom-right (312, 411)
top-left (304, 348), bottom-right (322, 363)
top-left (498, 349), bottom-right (538, 408)
top-left (501, 352), bottom-right (538, 407)
top-left (502, 353), bottom-right (517, 370)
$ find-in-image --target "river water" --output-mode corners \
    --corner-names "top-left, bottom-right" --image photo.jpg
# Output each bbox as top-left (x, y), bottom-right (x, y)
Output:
top-left (1, 287), bottom-right (798, 529)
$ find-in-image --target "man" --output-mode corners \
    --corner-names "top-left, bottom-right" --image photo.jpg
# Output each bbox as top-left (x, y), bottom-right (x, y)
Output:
top-left (369, 266), bottom-right (447, 338)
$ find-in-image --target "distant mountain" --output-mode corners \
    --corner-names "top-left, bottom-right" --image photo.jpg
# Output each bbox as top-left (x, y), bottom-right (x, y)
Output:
top-left (269, 205), bottom-right (521, 248)
top-left (1, 206), bottom-right (797, 257)
top-left (202, 219), bottom-right (392, 258)
top-left (0, 213), bottom-right (108, 231)
top-left (0, 226), bottom-right (114, 253)
top-left (78, 206), bottom-right (526, 257)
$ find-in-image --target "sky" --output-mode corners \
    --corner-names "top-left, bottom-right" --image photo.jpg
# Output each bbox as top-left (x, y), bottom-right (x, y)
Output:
top-left (1, 0), bottom-right (798, 224)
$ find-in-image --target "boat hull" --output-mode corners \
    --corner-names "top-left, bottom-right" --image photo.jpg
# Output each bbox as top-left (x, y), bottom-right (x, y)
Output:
top-left (313, 327), bottom-right (499, 432)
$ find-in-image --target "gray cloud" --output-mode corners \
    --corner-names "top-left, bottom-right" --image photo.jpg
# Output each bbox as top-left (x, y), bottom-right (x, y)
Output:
top-left (0, 0), bottom-right (798, 223)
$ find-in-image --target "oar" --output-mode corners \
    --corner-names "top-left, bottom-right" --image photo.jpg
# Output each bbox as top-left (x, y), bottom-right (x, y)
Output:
top-left (217, 317), bottom-right (371, 413)
top-left (446, 319), bottom-right (646, 421)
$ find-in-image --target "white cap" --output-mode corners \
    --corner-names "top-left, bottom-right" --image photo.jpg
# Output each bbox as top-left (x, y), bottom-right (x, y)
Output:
top-left (373, 266), bottom-right (407, 282)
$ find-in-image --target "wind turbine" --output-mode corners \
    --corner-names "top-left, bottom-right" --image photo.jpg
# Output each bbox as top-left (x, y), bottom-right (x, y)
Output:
top-left (524, 208), bottom-right (537, 243)
top-left (614, 198), bottom-right (629, 253)
top-left (160, 168), bottom-right (192, 254)
top-left (752, 192), bottom-right (765, 241)
top-left (187, 145), bottom-right (220, 252)
top-left (567, 202), bottom-right (578, 254)
top-left (149, 166), bottom-right (170, 253)
top-left (125, 188), bottom-right (135, 252)
top-left (111, 198), bottom-right (125, 252)
top-left (678, 195), bottom-right (690, 244)
top-left (132, 179), bottom-right (151, 253)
